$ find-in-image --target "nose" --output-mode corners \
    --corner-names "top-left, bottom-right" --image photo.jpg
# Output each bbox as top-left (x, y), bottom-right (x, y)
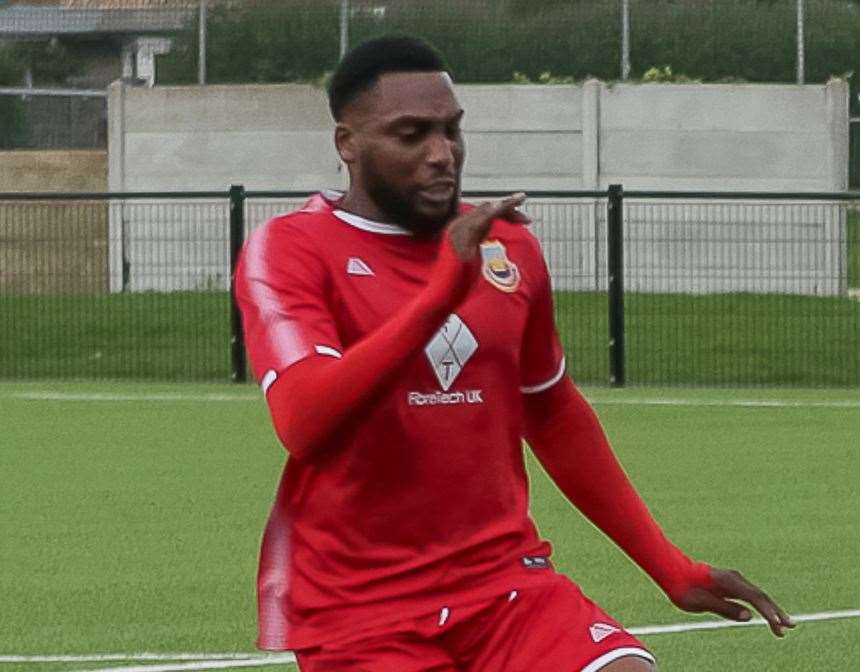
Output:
top-left (426, 133), bottom-right (456, 169)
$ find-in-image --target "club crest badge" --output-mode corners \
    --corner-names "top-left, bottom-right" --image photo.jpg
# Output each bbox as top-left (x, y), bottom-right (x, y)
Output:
top-left (480, 239), bottom-right (520, 293)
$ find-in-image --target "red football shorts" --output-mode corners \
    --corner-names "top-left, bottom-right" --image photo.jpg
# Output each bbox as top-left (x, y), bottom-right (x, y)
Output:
top-left (295, 575), bottom-right (654, 671)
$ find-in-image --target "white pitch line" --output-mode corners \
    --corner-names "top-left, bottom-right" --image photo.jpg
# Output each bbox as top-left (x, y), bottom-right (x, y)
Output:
top-left (590, 398), bottom-right (860, 409)
top-left (66, 654), bottom-right (295, 672)
top-left (9, 392), bottom-right (258, 403)
top-left (0, 653), bottom-right (277, 663)
top-left (628, 608), bottom-right (860, 635)
top-left (6, 609), bottom-right (859, 671)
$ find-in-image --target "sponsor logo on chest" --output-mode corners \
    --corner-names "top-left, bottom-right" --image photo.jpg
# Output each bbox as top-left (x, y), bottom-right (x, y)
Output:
top-left (408, 314), bottom-right (484, 407)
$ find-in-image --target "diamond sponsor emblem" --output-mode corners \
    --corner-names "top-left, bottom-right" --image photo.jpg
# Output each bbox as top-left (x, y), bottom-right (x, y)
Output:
top-left (424, 314), bottom-right (478, 391)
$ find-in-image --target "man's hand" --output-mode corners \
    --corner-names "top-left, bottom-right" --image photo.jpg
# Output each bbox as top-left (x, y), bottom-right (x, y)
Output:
top-left (675, 567), bottom-right (796, 637)
top-left (447, 192), bottom-right (529, 260)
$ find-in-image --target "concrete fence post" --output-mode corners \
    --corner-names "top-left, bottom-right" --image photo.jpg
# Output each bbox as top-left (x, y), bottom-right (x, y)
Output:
top-left (107, 81), bottom-right (126, 294)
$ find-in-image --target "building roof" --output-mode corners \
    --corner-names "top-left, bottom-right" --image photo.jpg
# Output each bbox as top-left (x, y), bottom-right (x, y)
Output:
top-left (63, 1), bottom-right (201, 7)
top-left (7, 1), bottom-right (201, 7)
top-left (0, 2), bottom-right (197, 35)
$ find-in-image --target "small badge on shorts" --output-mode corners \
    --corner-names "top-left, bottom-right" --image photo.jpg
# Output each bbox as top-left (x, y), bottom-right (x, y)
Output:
top-left (521, 555), bottom-right (550, 569)
top-left (589, 622), bottom-right (621, 643)
top-left (480, 240), bottom-right (520, 293)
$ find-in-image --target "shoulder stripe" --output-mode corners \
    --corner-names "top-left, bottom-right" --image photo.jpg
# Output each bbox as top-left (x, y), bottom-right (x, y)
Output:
top-left (520, 357), bottom-right (566, 394)
top-left (242, 222), bottom-right (313, 370)
top-left (261, 369), bottom-right (278, 395)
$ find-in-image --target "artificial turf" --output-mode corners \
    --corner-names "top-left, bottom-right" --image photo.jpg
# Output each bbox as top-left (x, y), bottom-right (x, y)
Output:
top-left (1, 382), bottom-right (858, 671)
top-left (2, 289), bottom-right (859, 387)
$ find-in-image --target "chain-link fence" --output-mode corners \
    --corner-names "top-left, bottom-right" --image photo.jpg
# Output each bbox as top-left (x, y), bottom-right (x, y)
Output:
top-left (0, 91), bottom-right (106, 150)
top-left (2, 1), bottom-right (860, 150)
top-left (0, 4), bottom-right (196, 35)
top-left (1, 187), bottom-right (858, 387)
top-left (0, 193), bottom-right (231, 381)
top-left (150, 0), bottom-right (860, 92)
top-left (622, 194), bottom-right (858, 386)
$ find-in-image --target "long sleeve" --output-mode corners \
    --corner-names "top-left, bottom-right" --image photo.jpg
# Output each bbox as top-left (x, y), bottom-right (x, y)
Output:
top-left (523, 377), bottom-right (713, 603)
top-left (243, 233), bottom-right (477, 461)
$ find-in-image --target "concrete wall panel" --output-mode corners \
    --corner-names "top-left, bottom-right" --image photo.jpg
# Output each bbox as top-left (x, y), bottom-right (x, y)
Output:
top-left (601, 131), bottom-right (830, 181)
top-left (106, 80), bottom-right (850, 296)
top-left (457, 85), bottom-right (582, 131)
top-left (600, 84), bottom-right (827, 132)
top-left (464, 131), bottom-right (582, 181)
top-left (122, 130), bottom-right (344, 191)
top-left (123, 84), bottom-right (333, 133)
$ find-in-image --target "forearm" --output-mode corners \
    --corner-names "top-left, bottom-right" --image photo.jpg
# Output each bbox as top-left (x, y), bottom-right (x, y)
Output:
top-left (267, 236), bottom-right (474, 461)
top-left (524, 378), bottom-right (711, 602)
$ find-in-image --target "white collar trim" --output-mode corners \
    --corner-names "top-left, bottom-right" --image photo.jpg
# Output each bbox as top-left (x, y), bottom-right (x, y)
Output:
top-left (333, 209), bottom-right (412, 236)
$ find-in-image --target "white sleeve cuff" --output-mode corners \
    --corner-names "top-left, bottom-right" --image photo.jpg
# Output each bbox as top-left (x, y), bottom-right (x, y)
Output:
top-left (520, 356), bottom-right (566, 394)
top-left (260, 344), bottom-right (342, 395)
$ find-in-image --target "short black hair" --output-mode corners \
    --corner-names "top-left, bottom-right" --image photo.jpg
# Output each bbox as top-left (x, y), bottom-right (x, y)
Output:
top-left (328, 35), bottom-right (449, 121)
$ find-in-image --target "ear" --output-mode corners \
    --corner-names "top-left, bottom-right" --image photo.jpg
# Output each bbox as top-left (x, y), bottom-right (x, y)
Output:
top-left (334, 122), bottom-right (357, 165)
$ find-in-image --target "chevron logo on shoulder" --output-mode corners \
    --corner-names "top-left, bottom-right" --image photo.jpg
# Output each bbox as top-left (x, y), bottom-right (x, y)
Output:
top-left (589, 622), bottom-right (621, 643)
top-left (346, 257), bottom-right (374, 276)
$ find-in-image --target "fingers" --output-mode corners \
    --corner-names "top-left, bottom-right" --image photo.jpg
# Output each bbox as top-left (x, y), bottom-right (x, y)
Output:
top-left (447, 192), bottom-right (530, 260)
top-left (685, 587), bottom-right (753, 622)
top-left (677, 568), bottom-right (796, 638)
top-left (712, 568), bottom-right (795, 638)
top-left (743, 586), bottom-right (796, 637)
top-left (470, 192), bottom-right (528, 228)
top-left (486, 192), bottom-right (530, 224)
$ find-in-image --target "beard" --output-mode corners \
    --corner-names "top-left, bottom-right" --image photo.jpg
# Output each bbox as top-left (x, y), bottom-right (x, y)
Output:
top-left (361, 158), bottom-right (460, 239)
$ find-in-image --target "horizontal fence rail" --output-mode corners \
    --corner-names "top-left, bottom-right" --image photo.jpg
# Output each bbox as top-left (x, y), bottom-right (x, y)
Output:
top-left (1, 187), bottom-right (858, 387)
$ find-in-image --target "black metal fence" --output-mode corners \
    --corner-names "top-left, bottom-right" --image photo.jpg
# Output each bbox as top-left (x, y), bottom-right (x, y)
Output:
top-left (1, 187), bottom-right (858, 387)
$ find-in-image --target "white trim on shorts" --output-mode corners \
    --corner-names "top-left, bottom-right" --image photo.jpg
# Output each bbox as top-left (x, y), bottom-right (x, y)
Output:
top-left (314, 344), bottom-right (343, 359)
top-left (580, 646), bottom-right (656, 672)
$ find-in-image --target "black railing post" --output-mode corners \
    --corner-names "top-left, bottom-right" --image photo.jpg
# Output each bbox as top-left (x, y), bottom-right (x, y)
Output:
top-left (607, 184), bottom-right (625, 387)
top-left (229, 184), bottom-right (247, 383)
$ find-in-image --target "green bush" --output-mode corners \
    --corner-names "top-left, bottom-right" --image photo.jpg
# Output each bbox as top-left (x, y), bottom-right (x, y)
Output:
top-left (0, 46), bottom-right (26, 149)
top-left (14, 40), bottom-right (83, 84)
top-left (0, 40), bottom-right (84, 148)
top-left (159, 2), bottom-right (339, 84)
top-left (157, 0), bottom-right (859, 111)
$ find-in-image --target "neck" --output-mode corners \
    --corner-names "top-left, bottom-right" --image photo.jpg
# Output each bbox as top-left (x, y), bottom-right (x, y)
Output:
top-left (338, 189), bottom-right (390, 223)
top-left (338, 183), bottom-right (454, 240)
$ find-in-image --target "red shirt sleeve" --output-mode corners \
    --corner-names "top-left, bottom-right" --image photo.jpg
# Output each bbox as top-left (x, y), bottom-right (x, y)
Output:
top-left (235, 217), bottom-right (343, 388)
top-left (237, 227), bottom-right (477, 461)
top-left (524, 377), bottom-right (713, 602)
top-left (520, 234), bottom-right (566, 394)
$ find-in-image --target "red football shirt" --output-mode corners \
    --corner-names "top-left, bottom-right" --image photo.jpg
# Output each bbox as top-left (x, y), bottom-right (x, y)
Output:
top-left (235, 193), bottom-right (566, 650)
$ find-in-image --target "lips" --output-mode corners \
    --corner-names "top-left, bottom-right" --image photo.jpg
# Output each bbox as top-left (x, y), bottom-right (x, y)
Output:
top-left (419, 181), bottom-right (456, 200)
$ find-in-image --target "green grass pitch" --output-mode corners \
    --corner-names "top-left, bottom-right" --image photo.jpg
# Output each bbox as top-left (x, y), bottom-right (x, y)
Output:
top-left (1, 382), bottom-right (858, 671)
top-left (2, 289), bottom-right (859, 387)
